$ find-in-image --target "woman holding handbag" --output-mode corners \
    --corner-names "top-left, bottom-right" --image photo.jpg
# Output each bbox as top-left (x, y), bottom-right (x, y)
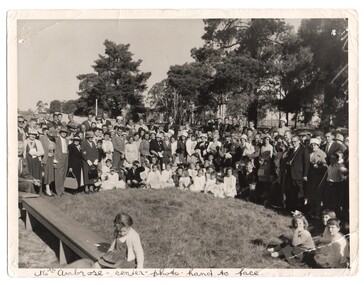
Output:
top-left (67, 135), bottom-right (84, 193)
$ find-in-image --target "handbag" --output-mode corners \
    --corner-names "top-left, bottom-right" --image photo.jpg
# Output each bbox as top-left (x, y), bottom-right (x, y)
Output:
top-left (64, 170), bottom-right (78, 189)
top-left (88, 165), bottom-right (98, 179)
top-left (98, 239), bottom-right (125, 268)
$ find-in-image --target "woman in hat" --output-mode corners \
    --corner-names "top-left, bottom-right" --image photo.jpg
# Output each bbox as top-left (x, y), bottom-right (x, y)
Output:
top-left (277, 118), bottom-right (290, 137)
top-left (54, 126), bottom-right (70, 196)
top-left (81, 131), bottom-right (99, 193)
top-left (39, 128), bottom-right (57, 196)
top-left (306, 138), bottom-right (328, 218)
top-left (206, 133), bottom-right (222, 157)
top-left (68, 135), bottom-right (84, 193)
top-left (139, 132), bottom-right (150, 164)
top-left (162, 132), bottom-right (172, 168)
top-left (260, 134), bottom-right (273, 159)
top-left (176, 131), bottom-right (188, 164)
top-left (23, 129), bottom-right (44, 192)
top-left (149, 132), bottom-right (164, 166)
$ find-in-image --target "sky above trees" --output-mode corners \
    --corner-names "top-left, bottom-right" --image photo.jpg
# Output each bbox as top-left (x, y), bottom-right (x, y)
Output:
top-left (17, 18), bottom-right (300, 111)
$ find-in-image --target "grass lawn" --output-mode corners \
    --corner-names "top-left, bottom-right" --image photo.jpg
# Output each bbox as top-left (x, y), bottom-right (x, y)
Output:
top-left (43, 188), bottom-right (300, 269)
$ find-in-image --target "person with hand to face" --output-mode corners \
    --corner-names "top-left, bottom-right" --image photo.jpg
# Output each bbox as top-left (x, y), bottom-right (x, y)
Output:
top-left (268, 212), bottom-right (315, 266)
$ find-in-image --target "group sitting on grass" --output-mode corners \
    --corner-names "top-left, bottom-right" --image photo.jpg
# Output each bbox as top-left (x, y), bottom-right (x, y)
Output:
top-left (268, 209), bottom-right (349, 268)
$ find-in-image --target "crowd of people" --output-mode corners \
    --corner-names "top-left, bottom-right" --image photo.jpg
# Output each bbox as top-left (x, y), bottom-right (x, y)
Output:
top-left (17, 110), bottom-right (350, 268)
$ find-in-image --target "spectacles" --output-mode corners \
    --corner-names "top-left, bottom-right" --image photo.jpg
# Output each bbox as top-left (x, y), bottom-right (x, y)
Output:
top-left (18, 121), bottom-right (24, 123)
top-left (292, 140), bottom-right (299, 143)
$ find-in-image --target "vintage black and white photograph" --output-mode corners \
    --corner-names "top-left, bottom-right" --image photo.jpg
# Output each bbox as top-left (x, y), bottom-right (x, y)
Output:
top-left (8, 10), bottom-right (358, 277)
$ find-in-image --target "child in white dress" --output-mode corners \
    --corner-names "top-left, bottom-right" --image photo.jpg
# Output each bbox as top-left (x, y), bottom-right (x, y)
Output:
top-left (100, 167), bottom-right (126, 191)
top-left (190, 169), bottom-right (206, 192)
top-left (188, 163), bottom-right (198, 179)
top-left (211, 173), bottom-right (225, 198)
top-left (102, 132), bottom-right (114, 161)
top-left (223, 167), bottom-right (237, 198)
top-left (179, 169), bottom-right (192, 190)
top-left (160, 164), bottom-right (175, 188)
top-left (146, 164), bottom-right (162, 189)
top-left (204, 171), bottom-right (216, 194)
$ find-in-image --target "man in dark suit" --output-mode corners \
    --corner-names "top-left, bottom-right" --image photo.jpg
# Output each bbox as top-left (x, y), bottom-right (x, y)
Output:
top-left (322, 132), bottom-right (342, 164)
top-left (81, 131), bottom-right (99, 193)
top-left (285, 135), bottom-right (310, 212)
top-left (126, 161), bottom-right (145, 188)
top-left (101, 111), bottom-right (112, 126)
top-left (164, 116), bottom-right (178, 135)
top-left (221, 117), bottom-right (233, 134)
top-left (82, 113), bottom-right (95, 131)
top-left (17, 116), bottom-right (27, 142)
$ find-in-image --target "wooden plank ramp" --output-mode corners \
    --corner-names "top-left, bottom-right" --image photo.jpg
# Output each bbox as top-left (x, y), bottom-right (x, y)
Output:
top-left (22, 197), bottom-right (109, 265)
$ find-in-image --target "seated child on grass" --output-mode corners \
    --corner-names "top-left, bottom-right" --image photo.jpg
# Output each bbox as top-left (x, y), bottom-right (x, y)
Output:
top-left (179, 169), bottom-right (192, 190)
top-left (190, 168), bottom-right (206, 192)
top-left (172, 167), bottom-right (183, 187)
top-left (160, 164), bottom-right (175, 188)
top-left (314, 209), bottom-right (337, 243)
top-left (100, 167), bottom-right (126, 191)
top-left (268, 211), bottom-right (315, 266)
top-left (146, 164), bottom-right (162, 189)
top-left (211, 173), bottom-right (225, 198)
top-left (100, 159), bottom-right (113, 181)
top-left (314, 218), bottom-right (349, 268)
top-left (67, 212), bottom-right (144, 269)
top-left (204, 171), bottom-right (216, 194)
top-left (188, 163), bottom-right (198, 178)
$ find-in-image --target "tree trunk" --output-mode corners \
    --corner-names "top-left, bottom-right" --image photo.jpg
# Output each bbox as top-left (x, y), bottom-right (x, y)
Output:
top-left (247, 101), bottom-right (258, 127)
top-left (294, 111), bottom-right (298, 129)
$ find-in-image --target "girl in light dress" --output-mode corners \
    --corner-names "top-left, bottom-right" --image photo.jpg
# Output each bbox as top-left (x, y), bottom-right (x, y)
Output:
top-left (211, 173), bottom-right (225, 198)
top-left (160, 164), bottom-right (175, 188)
top-left (190, 169), bottom-right (206, 192)
top-left (124, 136), bottom-right (139, 166)
top-left (204, 171), bottom-right (217, 194)
top-left (223, 167), bottom-right (237, 198)
top-left (268, 212), bottom-right (315, 266)
top-left (188, 163), bottom-right (198, 179)
top-left (179, 169), bottom-right (192, 190)
top-left (102, 132), bottom-right (114, 161)
top-left (146, 164), bottom-right (162, 189)
top-left (100, 167), bottom-right (126, 191)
